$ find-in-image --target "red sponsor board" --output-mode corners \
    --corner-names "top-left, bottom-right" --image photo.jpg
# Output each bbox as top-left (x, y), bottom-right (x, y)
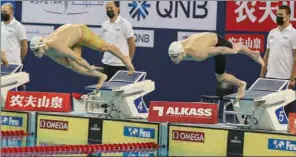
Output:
top-left (148, 101), bottom-right (218, 124)
top-left (39, 119), bottom-right (69, 131)
top-left (288, 113), bottom-right (296, 135)
top-left (225, 34), bottom-right (265, 52)
top-left (5, 91), bottom-right (72, 112)
top-left (226, 1), bottom-right (296, 31)
top-left (172, 130), bottom-right (205, 143)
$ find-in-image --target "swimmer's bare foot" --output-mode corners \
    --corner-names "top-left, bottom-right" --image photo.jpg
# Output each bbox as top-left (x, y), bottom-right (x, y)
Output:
top-left (124, 56), bottom-right (135, 75)
top-left (236, 81), bottom-right (247, 100)
top-left (96, 74), bottom-right (108, 89)
top-left (251, 50), bottom-right (265, 66)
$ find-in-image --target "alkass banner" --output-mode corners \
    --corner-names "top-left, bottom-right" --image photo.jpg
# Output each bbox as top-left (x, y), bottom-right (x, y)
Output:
top-left (148, 101), bottom-right (218, 124)
top-left (22, 1), bottom-right (107, 25)
top-left (226, 1), bottom-right (296, 31)
top-left (120, 1), bottom-right (218, 30)
top-left (225, 34), bottom-right (265, 52)
top-left (5, 91), bottom-right (72, 112)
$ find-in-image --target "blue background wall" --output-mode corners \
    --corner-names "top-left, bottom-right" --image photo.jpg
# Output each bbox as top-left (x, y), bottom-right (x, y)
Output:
top-left (9, 1), bottom-right (266, 105)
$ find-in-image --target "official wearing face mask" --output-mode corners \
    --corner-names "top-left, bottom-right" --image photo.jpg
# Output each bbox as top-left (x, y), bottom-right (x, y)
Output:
top-left (1, 3), bottom-right (28, 91)
top-left (1, 3), bottom-right (28, 65)
top-left (101, 1), bottom-right (136, 80)
top-left (260, 5), bottom-right (296, 113)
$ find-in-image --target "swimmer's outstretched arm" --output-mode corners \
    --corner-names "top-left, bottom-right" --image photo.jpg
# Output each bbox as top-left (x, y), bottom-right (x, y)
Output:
top-left (1, 51), bottom-right (8, 66)
top-left (99, 42), bottom-right (135, 72)
top-left (59, 47), bottom-right (95, 71)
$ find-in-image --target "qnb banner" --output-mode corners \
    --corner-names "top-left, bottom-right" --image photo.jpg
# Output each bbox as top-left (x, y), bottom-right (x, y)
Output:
top-left (226, 1), bottom-right (296, 31)
top-left (134, 29), bottom-right (155, 48)
top-left (21, 1), bottom-right (106, 25)
top-left (120, 1), bottom-right (218, 30)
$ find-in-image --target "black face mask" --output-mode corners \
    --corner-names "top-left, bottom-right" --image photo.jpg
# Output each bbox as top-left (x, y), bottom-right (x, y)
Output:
top-left (106, 10), bottom-right (115, 19)
top-left (276, 16), bottom-right (285, 25)
top-left (1, 13), bottom-right (10, 22)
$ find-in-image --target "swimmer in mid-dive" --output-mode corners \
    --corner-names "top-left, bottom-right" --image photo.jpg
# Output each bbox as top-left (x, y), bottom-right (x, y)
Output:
top-left (29, 24), bottom-right (135, 89)
top-left (168, 32), bottom-right (264, 99)
top-left (1, 51), bottom-right (8, 66)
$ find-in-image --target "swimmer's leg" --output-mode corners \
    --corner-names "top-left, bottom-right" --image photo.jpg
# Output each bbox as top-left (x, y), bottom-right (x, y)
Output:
top-left (69, 62), bottom-right (108, 89)
top-left (233, 43), bottom-right (265, 66)
top-left (216, 73), bottom-right (246, 100)
top-left (214, 55), bottom-right (246, 100)
top-left (206, 34), bottom-right (264, 66)
top-left (78, 24), bottom-right (135, 74)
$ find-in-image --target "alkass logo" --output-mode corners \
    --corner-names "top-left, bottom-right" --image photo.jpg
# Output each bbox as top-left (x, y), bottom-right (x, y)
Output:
top-left (153, 106), bottom-right (212, 118)
top-left (172, 130), bottom-right (205, 143)
top-left (148, 101), bottom-right (218, 124)
top-left (39, 119), bottom-right (68, 131)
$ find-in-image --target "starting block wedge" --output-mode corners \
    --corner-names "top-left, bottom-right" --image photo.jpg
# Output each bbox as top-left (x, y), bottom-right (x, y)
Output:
top-left (1, 64), bottom-right (30, 103)
top-left (223, 78), bottom-right (295, 131)
top-left (74, 70), bottom-right (155, 119)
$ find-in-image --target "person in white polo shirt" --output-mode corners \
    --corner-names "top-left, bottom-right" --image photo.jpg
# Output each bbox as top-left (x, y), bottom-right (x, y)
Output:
top-left (260, 5), bottom-right (296, 89)
top-left (101, 1), bottom-right (136, 80)
top-left (260, 5), bottom-right (296, 113)
top-left (1, 3), bottom-right (28, 65)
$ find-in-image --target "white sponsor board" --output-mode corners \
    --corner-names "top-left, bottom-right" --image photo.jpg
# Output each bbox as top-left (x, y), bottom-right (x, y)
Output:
top-left (22, 1), bottom-right (107, 25)
top-left (134, 29), bottom-right (155, 48)
top-left (177, 31), bottom-right (199, 41)
top-left (120, 1), bottom-right (218, 30)
top-left (24, 25), bottom-right (55, 41)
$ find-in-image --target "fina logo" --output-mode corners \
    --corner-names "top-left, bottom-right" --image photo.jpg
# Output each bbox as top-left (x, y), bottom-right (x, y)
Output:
top-left (128, 1), bottom-right (151, 21)
top-left (268, 138), bottom-right (296, 151)
top-left (123, 126), bottom-right (155, 139)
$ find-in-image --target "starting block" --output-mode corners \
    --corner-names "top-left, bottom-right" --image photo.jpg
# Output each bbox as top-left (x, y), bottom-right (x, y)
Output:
top-left (80, 70), bottom-right (155, 119)
top-left (223, 78), bottom-right (295, 131)
top-left (1, 64), bottom-right (30, 103)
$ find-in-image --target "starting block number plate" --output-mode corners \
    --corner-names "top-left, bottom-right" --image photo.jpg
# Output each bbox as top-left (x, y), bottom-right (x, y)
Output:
top-left (134, 97), bottom-right (148, 113)
top-left (275, 106), bottom-right (288, 124)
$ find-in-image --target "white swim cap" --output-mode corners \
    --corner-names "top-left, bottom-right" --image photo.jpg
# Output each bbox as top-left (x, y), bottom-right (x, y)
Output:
top-left (168, 41), bottom-right (184, 56)
top-left (30, 36), bottom-right (45, 52)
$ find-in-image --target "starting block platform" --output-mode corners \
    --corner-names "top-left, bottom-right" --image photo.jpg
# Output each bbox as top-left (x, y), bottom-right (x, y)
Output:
top-left (1, 64), bottom-right (30, 102)
top-left (74, 70), bottom-right (155, 119)
top-left (223, 78), bottom-right (295, 131)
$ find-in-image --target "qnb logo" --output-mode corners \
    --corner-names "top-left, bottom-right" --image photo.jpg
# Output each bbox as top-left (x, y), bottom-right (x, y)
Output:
top-left (128, 1), bottom-right (151, 21)
top-left (39, 119), bottom-right (69, 131)
top-left (153, 106), bottom-right (212, 117)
